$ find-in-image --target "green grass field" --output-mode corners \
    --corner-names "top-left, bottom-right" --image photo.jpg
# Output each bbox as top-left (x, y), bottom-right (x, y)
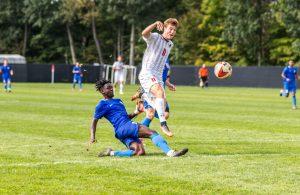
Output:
top-left (0, 83), bottom-right (299, 194)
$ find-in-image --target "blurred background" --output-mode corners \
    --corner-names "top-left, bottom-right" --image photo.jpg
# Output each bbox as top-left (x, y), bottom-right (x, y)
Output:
top-left (0, 0), bottom-right (299, 66)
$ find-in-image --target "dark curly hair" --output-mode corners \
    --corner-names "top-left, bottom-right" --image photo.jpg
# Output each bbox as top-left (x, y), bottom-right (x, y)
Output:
top-left (95, 79), bottom-right (111, 92)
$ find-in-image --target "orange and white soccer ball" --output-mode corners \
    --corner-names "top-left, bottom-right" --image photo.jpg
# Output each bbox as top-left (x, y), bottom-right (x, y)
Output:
top-left (214, 61), bottom-right (232, 79)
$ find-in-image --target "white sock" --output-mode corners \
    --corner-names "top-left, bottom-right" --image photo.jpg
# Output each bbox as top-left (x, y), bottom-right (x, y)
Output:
top-left (155, 98), bottom-right (166, 123)
top-left (167, 150), bottom-right (175, 157)
top-left (120, 83), bottom-right (124, 93)
top-left (110, 151), bottom-right (114, 156)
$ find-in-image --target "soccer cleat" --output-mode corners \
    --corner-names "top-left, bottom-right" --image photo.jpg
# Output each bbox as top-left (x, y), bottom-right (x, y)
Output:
top-left (160, 123), bottom-right (173, 137)
top-left (167, 148), bottom-right (189, 157)
top-left (98, 148), bottom-right (113, 157)
top-left (131, 87), bottom-right (144, 101)
top-left (292, 106), bottom-right (297, 110)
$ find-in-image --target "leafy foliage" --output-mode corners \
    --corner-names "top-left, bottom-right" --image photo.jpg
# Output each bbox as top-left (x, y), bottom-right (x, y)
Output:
top-left (0, 0), bottom-right (299, 65)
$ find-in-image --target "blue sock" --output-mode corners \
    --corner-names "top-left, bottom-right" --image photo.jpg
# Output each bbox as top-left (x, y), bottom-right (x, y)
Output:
top-left (150, 133), bottom-right (171, 154)
top-left (114, 150), bottom-right (135, 157)
top-left (141, 117), bottom-right (152, 127)
top-left (292, 95), bottom-right (296, 107)
top-left (72, 83), bottom-right (76, 88)
top-left (79, 82), bottom-right (82, 89)
top-left (154, 111), bottom-right (159, 119)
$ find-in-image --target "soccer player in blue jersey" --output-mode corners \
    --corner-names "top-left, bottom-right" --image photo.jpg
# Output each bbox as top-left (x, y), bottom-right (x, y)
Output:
top-left (0, 59), bottom-right (14, 92)
top-left (89, 79), bottom-right (188, 157)
top-left (280, 60), bottom-right (298, 109)
top-left (72, 62), bottom-right (83, 91)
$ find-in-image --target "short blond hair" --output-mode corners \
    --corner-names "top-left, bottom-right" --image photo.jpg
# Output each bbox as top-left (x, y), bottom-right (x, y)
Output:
top-left (164, 18), bottom-right (179, 28)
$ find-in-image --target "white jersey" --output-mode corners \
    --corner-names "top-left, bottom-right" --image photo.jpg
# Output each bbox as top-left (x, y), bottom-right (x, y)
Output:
top-left (112, 61), bottom-right (124, 72)
top-left (140, 32), bottom-right (173, 79)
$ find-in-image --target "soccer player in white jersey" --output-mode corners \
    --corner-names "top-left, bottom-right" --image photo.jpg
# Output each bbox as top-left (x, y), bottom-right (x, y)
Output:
top-left (112, 55), bottom-right (125, 94)
top-left (138, 18), bottom-right (178, 137)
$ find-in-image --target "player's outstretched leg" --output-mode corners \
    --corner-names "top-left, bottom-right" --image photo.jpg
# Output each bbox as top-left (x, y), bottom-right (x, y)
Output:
top-left (98, 142), bottom-right (145, 157)
top-left (98, 148), bottom-right (135, 157)
top-left (150, 84), bottom-right (173, 137)
top-left (138, 125), bottom-right (188, 157)
top-left (141, 107), bottom-right (155, 127)
top-left (131, 87), bottom-right (144, 101)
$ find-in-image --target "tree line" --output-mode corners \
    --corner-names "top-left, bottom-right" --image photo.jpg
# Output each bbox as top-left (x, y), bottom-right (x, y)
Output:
top-left (0, 0), bottom-right (299, 66)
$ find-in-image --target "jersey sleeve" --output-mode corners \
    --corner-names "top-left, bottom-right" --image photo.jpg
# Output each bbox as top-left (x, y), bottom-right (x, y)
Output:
top-left (282, 67), bottom-right (288, 76)
top-left (94, 101), bottom-right (107, 119)
top-left (112, 62), bottom-right (117, 68)
top-left (142, 32), bottom-right (159, 45)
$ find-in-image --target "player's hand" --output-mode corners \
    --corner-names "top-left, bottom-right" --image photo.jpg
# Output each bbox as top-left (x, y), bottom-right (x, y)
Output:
top-left (168, 84), bottom-right (176, 91)
top-left (156, 21), bottom-right (164, 31)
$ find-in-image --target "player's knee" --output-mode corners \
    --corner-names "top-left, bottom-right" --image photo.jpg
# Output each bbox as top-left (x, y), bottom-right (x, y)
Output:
top-left (151, 85), bottom-right (164, 98)
top-left (146, 109), bottom-right (155, 119)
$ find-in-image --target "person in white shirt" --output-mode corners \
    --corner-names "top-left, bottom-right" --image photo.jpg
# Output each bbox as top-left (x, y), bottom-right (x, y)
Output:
top-left (112, 55), bottom-right (125, 94)
top-left (138, 18), bottom-right (179, 137)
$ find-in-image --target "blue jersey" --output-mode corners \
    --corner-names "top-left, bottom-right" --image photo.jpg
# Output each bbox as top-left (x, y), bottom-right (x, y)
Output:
top-left (94, 98), bottom-right (131, 130)
top-left (1, 65), bottom-right (12, 78)
top-left (162, 60), bottom-right (170, 83)
top-left (73, 66), bottom-right (81, 77)
top-left (282, 66), bottom-right (297, 82)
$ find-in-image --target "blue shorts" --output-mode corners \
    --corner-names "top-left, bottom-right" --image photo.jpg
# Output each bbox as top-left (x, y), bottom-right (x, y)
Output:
top-left (143, 101), bottom-right (170, 118)
top-left (73, 76), bottom-right (82, 83)
top-left (284, 81), bottom-right (296, 93)
top-left (2, 76), bottom-right (11, 83)
top-left (115, 121), bottom-right (141, 148)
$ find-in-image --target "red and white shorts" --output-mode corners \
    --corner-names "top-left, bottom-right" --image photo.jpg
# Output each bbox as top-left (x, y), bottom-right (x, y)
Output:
top-left (138, 72), bottom-right (164, 94)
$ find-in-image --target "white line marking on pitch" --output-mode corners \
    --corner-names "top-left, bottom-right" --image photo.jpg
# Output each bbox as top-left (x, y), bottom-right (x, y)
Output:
top-left (0, 160), bottom-right (94, 167)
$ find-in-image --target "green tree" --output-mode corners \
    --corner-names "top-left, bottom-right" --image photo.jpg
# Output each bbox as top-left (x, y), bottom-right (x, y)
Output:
top-left (271, 0), bottom-right (300, 64)
top-left (223, 0), bottom-right (274, 66)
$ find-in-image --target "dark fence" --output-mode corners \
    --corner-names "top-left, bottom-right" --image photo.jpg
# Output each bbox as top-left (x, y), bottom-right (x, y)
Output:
top-left (10, 64), bottom-right (106, 83)
top-left (170, 66), bottom-right (284, 88)
top-left (8, 64), bottom-right (285, 88)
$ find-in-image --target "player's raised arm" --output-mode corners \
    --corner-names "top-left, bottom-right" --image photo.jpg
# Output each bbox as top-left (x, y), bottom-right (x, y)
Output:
top-left (142, 21), bottom-right (163, 39)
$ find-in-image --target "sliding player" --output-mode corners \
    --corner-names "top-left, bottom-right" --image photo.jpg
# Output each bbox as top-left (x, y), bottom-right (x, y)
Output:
top-left (89, 79), bottom-right (188, 157)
